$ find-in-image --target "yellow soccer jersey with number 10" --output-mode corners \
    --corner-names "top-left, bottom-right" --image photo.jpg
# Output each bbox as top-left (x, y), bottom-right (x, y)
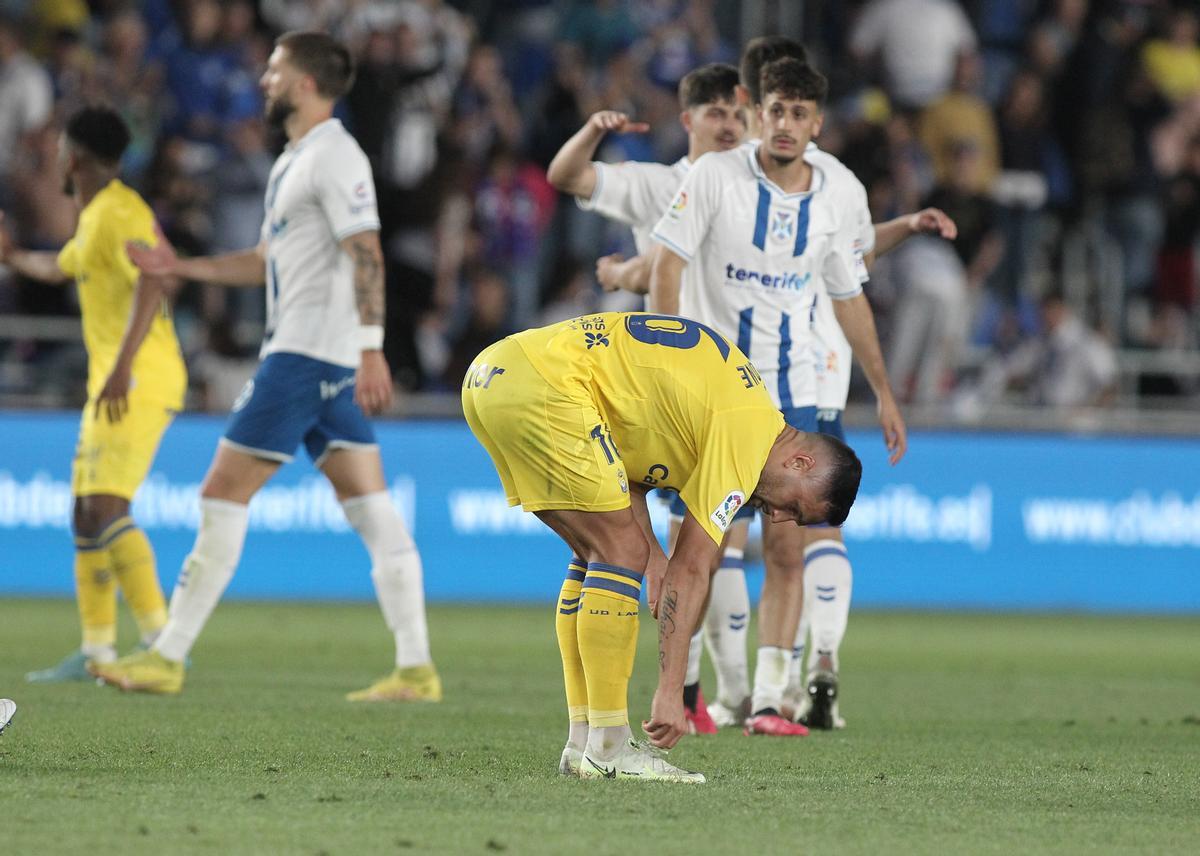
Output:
top-left (56, 179), bottom-right (186, 408)
top-left (515, 312), bottom-right (785, 545)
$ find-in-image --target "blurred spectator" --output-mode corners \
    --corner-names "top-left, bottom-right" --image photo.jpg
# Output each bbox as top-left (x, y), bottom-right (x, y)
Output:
top-left (849, 0), bottom-right (977, 110)
top-left (1153, 132), bottom-right (1200, 313)
top-left (1141, 7), bottom-right (1200, 105)
top-left (94, 8), bottom-right (162, 182)
top-left (0, 14), bottom-right (53, 197)
top-left (450, 43), bottom-right (523, 164)
top-left (888, 141), bottom-right (1002, 403)
top-left (537, 256), bottom-right (597, 325)
top-left (971, 290), bottom-right (1118, 409)
top-left (918, 52), bottom-right (1000, 194)
top-left (473, 141), bottom-right (556, 330)
top-left (559, 0), bottom-right (640, 68)
top-left (442, 265), bottom-right (512, 389)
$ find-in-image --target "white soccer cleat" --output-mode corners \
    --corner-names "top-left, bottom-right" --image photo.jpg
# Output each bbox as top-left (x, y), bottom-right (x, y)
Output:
top-left (558, 745), bottom-right (583, 777)
top-left (708, 696), bottom-right (751, 728)
top-left (0, 698), bottom-right (16, 736)
top-left (579, 739), bottom-right (706, 783)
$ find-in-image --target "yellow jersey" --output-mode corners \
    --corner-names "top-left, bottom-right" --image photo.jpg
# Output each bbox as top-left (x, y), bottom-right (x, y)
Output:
top-left (57, 179), bottom-right (186, 408)
top-left (514, 312), bottom-right (784, 544)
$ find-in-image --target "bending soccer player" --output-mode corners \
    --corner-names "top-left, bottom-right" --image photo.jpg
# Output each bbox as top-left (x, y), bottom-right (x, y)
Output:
top-left (650, 57), bottom-right (911, 736)
top-left (91, 32), bottom-right (439, 701)
top-left (2, 107), bottom-right (183, 683)
top-left (547, 62), bottom-right (748, 734)
top-left (462, 312), bottom-right (862, 782)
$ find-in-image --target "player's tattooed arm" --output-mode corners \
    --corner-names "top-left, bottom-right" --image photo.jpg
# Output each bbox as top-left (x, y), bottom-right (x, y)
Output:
top-left (341, 230), bottom-right (386, 327)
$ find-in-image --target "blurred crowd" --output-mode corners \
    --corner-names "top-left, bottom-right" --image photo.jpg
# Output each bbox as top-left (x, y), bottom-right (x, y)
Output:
top-left (0, 0), bottom-right (1197, 413)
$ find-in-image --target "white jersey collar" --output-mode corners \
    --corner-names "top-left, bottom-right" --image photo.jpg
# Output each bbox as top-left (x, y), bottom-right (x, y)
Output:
top-left (745, 139), bottom-right (826, 198)
top-left (287, 117), bottom-right (342, 153)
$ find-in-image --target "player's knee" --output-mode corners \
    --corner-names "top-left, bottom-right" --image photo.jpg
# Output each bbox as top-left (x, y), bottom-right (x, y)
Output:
top-left (589, 528), bottom-right (650, 572)
top-left (762, 541), bottom-right (804, 577)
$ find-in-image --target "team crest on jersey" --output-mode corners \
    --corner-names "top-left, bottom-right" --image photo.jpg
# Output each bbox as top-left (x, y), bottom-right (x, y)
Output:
top-left (771, 210), bottom-right (795, 241)
top-left (710, 490), bottom-right (746, 532)
top-left (585, 331), bottom-right (610, 349)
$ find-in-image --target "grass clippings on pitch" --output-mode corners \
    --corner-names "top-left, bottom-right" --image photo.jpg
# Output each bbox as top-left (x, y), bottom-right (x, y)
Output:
top-left (2, 600), bottom-right (1198, 855)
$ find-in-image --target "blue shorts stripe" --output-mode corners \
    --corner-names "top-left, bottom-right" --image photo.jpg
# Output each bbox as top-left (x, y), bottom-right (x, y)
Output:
top-left (806, 546), bottom-right (848, 564)
top-left (583, 576), bottom-right (642, 601)
top-left (587, 563), bottom-right (644, 583)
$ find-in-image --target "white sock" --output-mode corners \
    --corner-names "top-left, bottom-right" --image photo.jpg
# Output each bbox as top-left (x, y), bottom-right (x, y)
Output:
top-left (787, 601), bottom-right (811, 699)
top-left (155, 498), bottom-right (249, 662)
top-left (685, 629), bottom-right (703, 687)
top-left (586, 723), bottom-right (631, 761)
top-left (343, 491), bottom-right (432, 669)
top-left (82, 643), bottom-right (116, 664)
top-left (751, 646), bottom-right (790, 714)
top-left (567, 721), bottom-right (589, 752)
top-left (804, 539), bottom-right (852, 675)
top-left (703, 550), bottom-right (749, 708)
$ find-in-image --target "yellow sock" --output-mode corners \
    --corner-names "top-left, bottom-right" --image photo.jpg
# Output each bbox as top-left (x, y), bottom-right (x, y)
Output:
top-left (75, 536), bottom-right (116, 651)
top-left (103, 517), bottom-right (168, 640)
top-left (577, 562), bottom-right (642, 728)
top-left (555, 558), bottom-right (588, 723)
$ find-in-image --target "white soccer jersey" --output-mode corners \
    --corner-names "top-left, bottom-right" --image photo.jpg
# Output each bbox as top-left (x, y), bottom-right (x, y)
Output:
top-left (652, 141), bottom-right (871, 410)
top-left (578, 156), bottom-right (690, 254)
top-left (260, 118), bottom-right (381, 369)
top-left (805, 144), bottom-right (875, 411)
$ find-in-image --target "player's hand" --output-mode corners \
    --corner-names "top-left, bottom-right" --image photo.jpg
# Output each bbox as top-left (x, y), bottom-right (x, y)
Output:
top-left (595, 253), bottom-right (625, 292)
top-left (588, 110), bottom-right (650, 136)
top-left (355, 350), bottom-right (394, 416)
top-left (644, 550), bottom-right (668, 617)
top-left (95, 365), bottom-right (131, 424)
top-left (126, 222), bottom-right (179, 276)
top-left (643, 688), bottom-right (688, 750)
top-left (877, 396), bottom-right (907, 465)
top-left (907, 207), bottom-right (957, 241)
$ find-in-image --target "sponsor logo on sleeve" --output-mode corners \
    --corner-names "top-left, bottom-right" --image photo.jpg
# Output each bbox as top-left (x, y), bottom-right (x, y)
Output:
top-left (710, 489), bottom-right (745, 532)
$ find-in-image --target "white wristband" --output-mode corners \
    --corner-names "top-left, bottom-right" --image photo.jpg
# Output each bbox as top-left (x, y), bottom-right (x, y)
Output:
top-left (358, 325), bottom-right (384, 351)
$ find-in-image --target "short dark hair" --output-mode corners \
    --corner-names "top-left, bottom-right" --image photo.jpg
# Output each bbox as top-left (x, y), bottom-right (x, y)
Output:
top-left (740, 36), bottom-right (808, 105)
top-left (760, 57), bottom-right (828, 108)
top-left (276, 31), bottom-right (355, 99)
top-left (815, 433), bottom-right (862, 527)
top-left (65, 106), bottom-right (131, 165)
top-left (678, 62), bottom-right (740, 110)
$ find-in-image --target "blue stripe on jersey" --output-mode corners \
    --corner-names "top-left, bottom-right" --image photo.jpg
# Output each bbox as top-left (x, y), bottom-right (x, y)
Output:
top-left (737, 307), bottom-right (753, 357)
top-left (793, 195), bottom-right (812, 256)
top-left (778, 312), bottom-right (794, 410)
top-left (752, 184), bottom-right (771, 251)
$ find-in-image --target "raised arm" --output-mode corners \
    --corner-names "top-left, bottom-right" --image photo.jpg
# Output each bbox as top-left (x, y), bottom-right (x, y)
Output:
top-left (339, 228), bottom-right (392, 416)
top-left (546, 111), bottom-right (649, 199)
top-left (648, 245), bottom-right (686, 315)
top-left (831, 293), bottom-right (907, 464)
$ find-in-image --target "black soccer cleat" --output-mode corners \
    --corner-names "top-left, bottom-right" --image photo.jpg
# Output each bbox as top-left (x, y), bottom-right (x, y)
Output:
top-left (798, 671), bottom-right (842, 730)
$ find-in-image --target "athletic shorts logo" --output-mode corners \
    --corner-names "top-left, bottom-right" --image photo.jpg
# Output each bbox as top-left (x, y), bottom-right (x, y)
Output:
top-left (710, 489), bottom-right (746, 532)
top-left (232, 379), bottom-right (255, 413)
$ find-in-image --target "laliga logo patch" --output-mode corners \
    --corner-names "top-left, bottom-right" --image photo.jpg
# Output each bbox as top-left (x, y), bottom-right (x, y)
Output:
top-left (671, 191), bottom-right (688, 211)
top-left (353, 181), bottom-right (369, 199)
top-left (232, 379), bottom-right (255, 413)
top-left (710, 489), bottom-right (745, 532)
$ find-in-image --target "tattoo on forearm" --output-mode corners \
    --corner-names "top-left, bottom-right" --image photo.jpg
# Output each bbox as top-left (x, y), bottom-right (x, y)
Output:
top-left (350, 239), bottom-right (385, 326)
top-left (658, 587), bottom-right (679, 672)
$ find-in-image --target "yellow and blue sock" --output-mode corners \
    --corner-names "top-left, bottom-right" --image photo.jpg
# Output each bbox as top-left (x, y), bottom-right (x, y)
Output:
top-left (74, 534), bottom-right (116, 659)
top-left (577, 562), bottom-right (642, 729)
top-left (555, 557), bottom-right (589, 726)
top-left (102, 517), bottom-right (168, 643)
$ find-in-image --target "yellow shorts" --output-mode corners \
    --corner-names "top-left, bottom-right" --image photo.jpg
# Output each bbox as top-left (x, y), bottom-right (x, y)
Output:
top-left (72, 386), bottom-right (177, 500)
top-left (461, 337), bottom-right (630, 513)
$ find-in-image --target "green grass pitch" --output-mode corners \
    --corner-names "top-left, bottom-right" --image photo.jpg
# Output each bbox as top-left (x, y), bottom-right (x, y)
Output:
top-left (2, 599), bottom-right (1198, 855)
